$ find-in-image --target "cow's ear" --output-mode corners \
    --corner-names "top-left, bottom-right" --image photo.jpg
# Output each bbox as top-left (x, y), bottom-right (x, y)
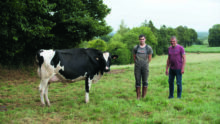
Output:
top-left (111, 55), bottom-right (118, 59)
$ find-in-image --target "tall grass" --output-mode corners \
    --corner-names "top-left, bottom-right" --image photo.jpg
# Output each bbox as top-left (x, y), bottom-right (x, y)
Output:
top-left (0, 53), bottom-right (220, 123)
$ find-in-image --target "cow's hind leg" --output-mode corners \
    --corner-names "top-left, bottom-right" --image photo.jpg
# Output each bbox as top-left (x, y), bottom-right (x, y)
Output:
top-left (85, 77), bottom-right (92, 103)
top-left (45, 83), bottom-right (51, 106)
top-left (39, 79), bottom-right (49, 106)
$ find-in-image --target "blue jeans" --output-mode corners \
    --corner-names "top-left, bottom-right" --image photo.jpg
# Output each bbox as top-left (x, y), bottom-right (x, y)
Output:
top-left (168, 68), bottom-right (182, 98)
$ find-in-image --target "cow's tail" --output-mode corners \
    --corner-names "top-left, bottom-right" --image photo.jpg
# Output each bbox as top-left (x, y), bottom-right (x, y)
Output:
top-left (36, 50), bottom-right (44, 79)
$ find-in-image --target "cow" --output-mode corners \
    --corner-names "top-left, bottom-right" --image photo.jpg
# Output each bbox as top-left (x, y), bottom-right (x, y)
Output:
top-left (36, 48), bottom-right (118, 106)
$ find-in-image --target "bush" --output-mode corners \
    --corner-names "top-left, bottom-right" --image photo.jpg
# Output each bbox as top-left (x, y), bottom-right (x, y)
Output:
top-left (88, 39), bottom-right (107, 52)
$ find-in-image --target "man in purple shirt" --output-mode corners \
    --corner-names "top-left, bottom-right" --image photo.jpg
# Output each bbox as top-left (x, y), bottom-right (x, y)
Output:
top-left (166, 36), bottom-right (186, 99)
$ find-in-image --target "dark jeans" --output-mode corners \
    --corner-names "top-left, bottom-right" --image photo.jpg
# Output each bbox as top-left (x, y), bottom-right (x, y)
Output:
top-left (168, 68), bottom-right (182, 98)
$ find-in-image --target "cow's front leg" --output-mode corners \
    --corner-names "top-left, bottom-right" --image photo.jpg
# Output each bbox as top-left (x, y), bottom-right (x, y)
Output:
top-left (85, 77), bottom-right (92, 103)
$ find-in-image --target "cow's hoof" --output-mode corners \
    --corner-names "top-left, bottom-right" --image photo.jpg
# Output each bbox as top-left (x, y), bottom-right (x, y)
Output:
top-left (41, 104), bottom-right (46, 107)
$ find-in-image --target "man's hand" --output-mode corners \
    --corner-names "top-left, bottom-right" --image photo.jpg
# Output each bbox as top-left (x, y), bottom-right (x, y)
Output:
top-left (166, 70), bottom-right (169, 76)
top-left (181, 68), bottom-right (184, 74)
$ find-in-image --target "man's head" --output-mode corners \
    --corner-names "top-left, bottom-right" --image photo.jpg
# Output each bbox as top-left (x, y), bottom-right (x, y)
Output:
top-left (139, 34), bottom-right (146, 45)
top-left (170, 36), bottom-right (177, 47)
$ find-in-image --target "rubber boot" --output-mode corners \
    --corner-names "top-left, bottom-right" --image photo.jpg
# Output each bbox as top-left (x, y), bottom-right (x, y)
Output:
top-left (136, 87), bottom-right (141, 100)
top-left (142, 87), bottom-right (148, 98)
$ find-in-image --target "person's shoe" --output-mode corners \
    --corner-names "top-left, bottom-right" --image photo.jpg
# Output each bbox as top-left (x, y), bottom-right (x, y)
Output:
top-left (168, 96), bottom-right (174, 99)
top-left (136, 87), bottom-right (141, 100)
top-left (142, 87), bottom-right (148, 98)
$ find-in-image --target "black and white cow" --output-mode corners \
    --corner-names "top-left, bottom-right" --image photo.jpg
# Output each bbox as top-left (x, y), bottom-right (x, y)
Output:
top-left (36, 48), bottom-right (118, 106)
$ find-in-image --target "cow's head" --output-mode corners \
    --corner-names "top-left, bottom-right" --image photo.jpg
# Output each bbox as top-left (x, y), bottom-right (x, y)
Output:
top-left (103, 52), bottom-right (118, 72)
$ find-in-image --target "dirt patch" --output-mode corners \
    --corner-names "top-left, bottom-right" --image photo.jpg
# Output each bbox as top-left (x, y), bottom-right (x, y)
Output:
top-left (107, 69), bottom-right (125, 74)
top-left (0, 105), bottom-right (7, 111)
top-left (0, 66), bottom-right (38, 84)
top-left (0, 67), bottom-right (125, 84)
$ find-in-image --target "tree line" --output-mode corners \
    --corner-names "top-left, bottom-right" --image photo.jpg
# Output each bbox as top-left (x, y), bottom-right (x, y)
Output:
top-left (81, 20), bottom-right (199, 65)
top-left (208, 24), bottom-right (220, 47)
top-left (1, 1), bottom-right (219, 66)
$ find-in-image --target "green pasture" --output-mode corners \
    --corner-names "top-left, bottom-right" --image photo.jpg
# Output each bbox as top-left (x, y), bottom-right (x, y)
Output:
top-left (185, 45), bottom-right (220, 53)
top-left (0, 53), bottom-right (220, 123)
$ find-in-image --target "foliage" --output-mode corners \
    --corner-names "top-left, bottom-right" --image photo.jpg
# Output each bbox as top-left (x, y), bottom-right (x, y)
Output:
top-left (107, 41), bottom-right (130, 65)
top-left (156, 25), bottom-right (169, 55)
top-left (116, 20), bottom-right (130, 36)
top-left (0, 0), bottom-right (55, 65)
top-left (0, 0), bottom-right (111, 66)
top-left (175, 26), bottom-right (198, 47)
top-left (49, 0), bottom-right (112, 48)
top-left (88, 39), bottom-right (107, 52)
top-left (99, 34), bottom-right (113, 42)
top-left (208, 24), bottom-right (220, 47)
top-left (122, 26), bottom-right (157, 63)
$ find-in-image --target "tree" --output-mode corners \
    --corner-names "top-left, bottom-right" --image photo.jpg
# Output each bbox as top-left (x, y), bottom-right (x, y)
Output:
top-left (156, 25), bottom-right (169, 55)
top-left (188, 28), bottom-right (197, 46)
top-left (107, 41), bottom-right (130, 65)
top-left (49, 0), bottom-right (112, 49)
top-left (0, 0), bottom-right (112, 66)
top-left (116, 20), bottom-right (130, 36)
top-left (148, 20), bottom-right (158, 35)
top-left (0, 0), bottom-right (55, 65)
top-left (88, 39), bottom-right (107, 52)
top-left (175, 26), bottom-right (198, 47)
top-left (208, 24), bottom-right (220, 47)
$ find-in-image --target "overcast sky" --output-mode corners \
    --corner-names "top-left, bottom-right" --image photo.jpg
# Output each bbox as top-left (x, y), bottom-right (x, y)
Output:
top-left (103, 0), bottom-right (220, 32)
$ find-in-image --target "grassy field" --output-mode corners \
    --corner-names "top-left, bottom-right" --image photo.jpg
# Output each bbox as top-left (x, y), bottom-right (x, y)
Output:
top-left (0, 53), bottom-right (220, 123)
top-left (185, 45), bottom-right (220, 53)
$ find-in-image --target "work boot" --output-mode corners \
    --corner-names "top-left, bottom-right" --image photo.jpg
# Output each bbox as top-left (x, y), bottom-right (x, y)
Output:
top-left (136, 87), bottom-right (141, 100)
top-left (142, 87), bottom-right (148, 98)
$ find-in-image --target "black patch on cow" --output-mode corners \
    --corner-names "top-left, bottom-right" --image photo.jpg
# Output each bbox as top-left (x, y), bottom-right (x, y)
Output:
top-left (51, 51), bottom-right (59, 68)
top-left (85, 76), bottom-right (89, 92)
top-left (53, 48), bottom-right (106, 80)
top-left (36, 50), bottom-right (44, 68)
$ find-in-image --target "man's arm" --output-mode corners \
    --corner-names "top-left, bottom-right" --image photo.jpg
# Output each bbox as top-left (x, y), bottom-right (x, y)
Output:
top-left (181, 54), bottom-right (186, 74)
top-left (148, 54), bottom-right (152, 63)
top-left (133, 54), bottom-right (136, 63)
top-left (166, 56), bottom-right (170, 75)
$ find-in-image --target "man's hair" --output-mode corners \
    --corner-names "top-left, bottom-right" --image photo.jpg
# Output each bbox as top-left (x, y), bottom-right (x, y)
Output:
top-left (171, 36), bottom-right (177, 41)
top-left (139, 34), bottom-right (146, 39)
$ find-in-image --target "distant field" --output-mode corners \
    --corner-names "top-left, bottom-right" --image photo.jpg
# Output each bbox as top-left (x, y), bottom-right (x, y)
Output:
top-left (185, 45), bottom-right (220, 53)
top-left (0, 53), bottom-right (220, 123)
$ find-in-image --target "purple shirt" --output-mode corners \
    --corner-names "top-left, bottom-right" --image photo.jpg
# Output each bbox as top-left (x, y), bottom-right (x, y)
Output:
top-left (168, 44), bottom-right (185, 70)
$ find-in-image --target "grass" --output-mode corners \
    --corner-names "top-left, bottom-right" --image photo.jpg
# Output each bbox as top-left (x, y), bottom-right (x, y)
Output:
top-left (0, 53), bottom-right (220, 123)
top-left (185, 45), bottom-right (220, 53)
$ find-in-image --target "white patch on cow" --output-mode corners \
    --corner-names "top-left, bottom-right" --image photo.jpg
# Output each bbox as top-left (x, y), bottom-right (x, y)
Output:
top-left (88, 77), bottom-right (92, 90)
top-left (55, 61), bottom-right (64, 72)
top-left (103, 52), bottom-right (110, 70)
top-left (103, 52), bottom-right (110, 62)
top-left (85, 77), bottom-right (93, 103)
top-left (39, 50), bottom-right (56, 79)
top-left (85, 92), bottom-right (89, 103)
